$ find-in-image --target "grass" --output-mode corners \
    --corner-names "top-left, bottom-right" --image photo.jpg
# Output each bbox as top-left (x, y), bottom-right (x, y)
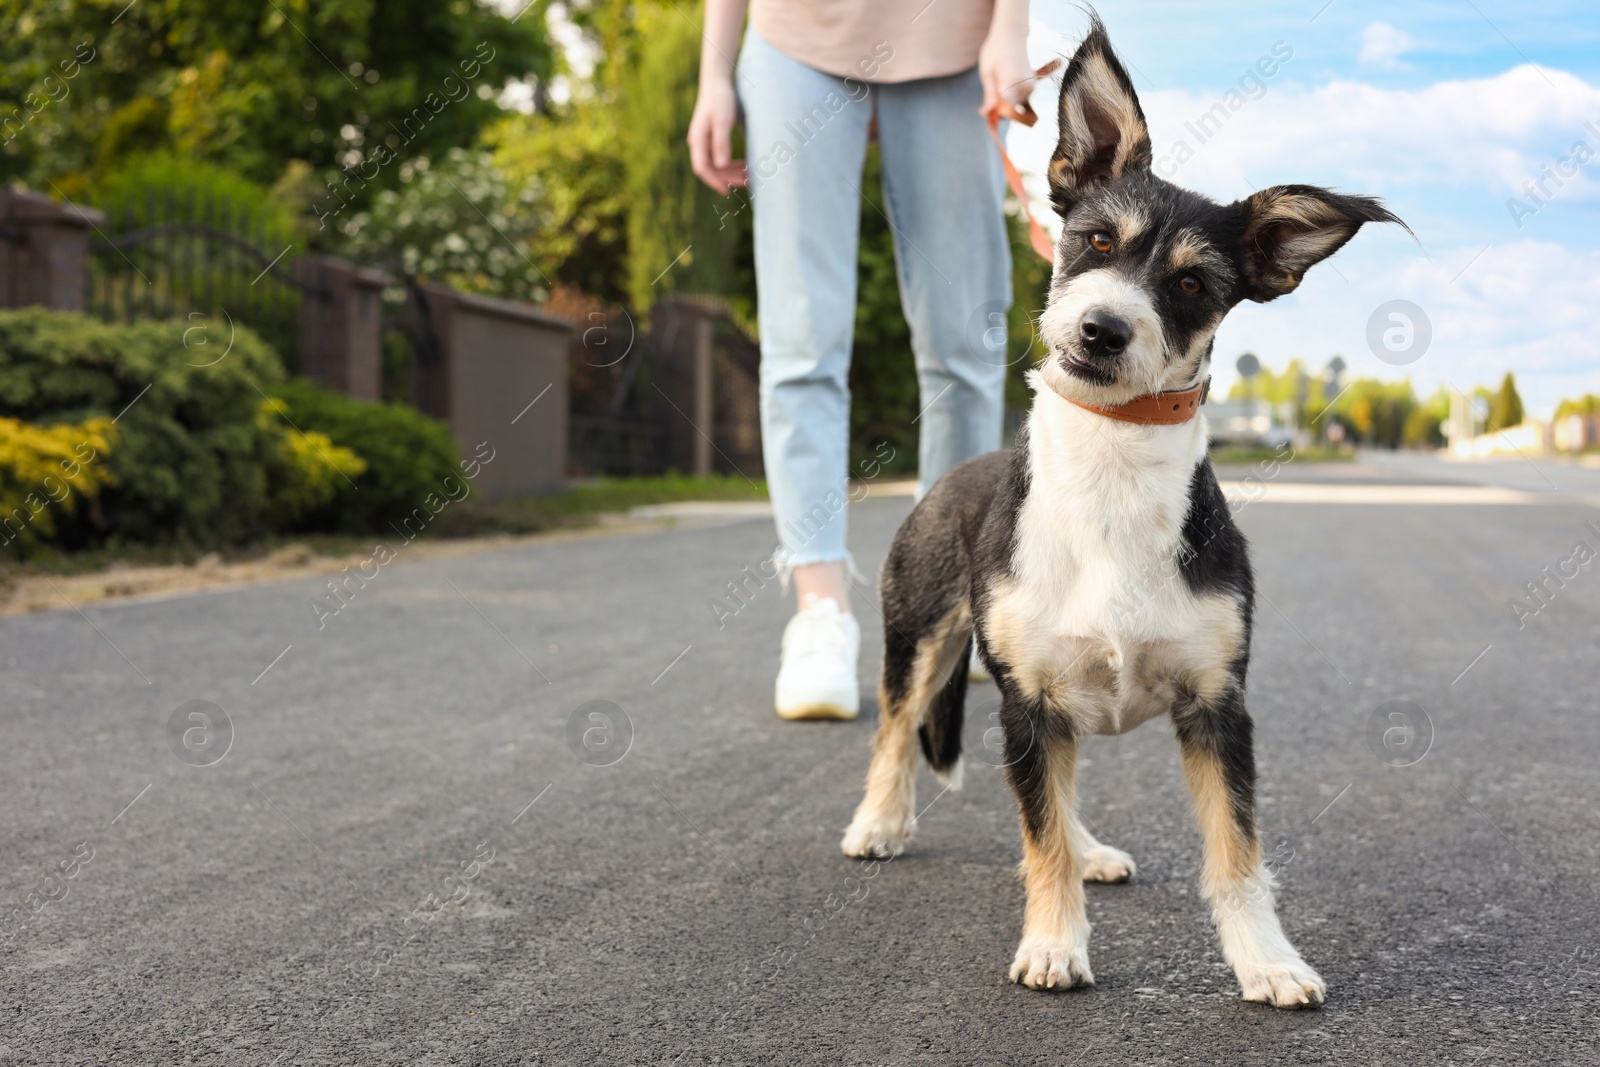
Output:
top-left (1209, 444), bottom-right (1354, 465)
top-left (0, 473), bottom-right (770, 588)
top-left (431, 472), bottom-right (769, 537)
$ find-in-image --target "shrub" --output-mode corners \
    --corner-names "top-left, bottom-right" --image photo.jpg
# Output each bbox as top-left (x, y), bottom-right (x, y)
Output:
top-left (0, 416), bottom-right (116, 550)
top-left (0, 308), bottom-right (289, 545)
top-left (255, 397), bottom-right (366, 522)
top-left (267, 379), bottom-right (461, 533)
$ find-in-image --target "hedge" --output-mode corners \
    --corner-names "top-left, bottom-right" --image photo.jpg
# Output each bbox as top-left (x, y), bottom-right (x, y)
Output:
top-left (267, 379), bottom-right (461, 534)
top-left (0, 309), bottom-right (458, 549)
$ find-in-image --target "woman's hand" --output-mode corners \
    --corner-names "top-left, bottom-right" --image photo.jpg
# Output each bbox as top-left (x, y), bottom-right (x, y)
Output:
top-left (688, 75), bottom-right (747, 193)
top-left (979, 0), bottom-right (1038, 122)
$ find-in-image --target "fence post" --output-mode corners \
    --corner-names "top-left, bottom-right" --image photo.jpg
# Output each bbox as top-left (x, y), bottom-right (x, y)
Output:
top-left (691, 309), bottom-right (714, 477)
top-left (294, 255), bottom-right (390, 398)
top-left (0, 189), bottom-right (102, 312)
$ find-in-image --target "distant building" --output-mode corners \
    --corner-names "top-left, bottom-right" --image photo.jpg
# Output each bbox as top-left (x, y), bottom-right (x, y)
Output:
top-left (1204, 398), bottom-right (1300, 449)
top-left (1554, 413), bottom-right (1600, 452)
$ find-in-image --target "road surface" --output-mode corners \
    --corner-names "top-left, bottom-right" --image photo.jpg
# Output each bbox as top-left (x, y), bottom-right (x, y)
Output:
top-left (2, 451), bottom-right (1597, 1065)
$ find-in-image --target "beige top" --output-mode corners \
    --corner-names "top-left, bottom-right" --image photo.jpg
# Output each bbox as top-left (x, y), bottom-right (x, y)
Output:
top-left (750, 0), bottom-right (995, 83)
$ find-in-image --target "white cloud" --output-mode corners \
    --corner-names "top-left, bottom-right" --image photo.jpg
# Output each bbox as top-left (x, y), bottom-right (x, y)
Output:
top-left (1133, 65), bottom-right (1600, 215)
top-left (1009, 60), bottom-right (1600, 235)
top-left (1358, 21), bottom-right (1416, 69)
top-left (1209, 238), bottom-right (1600, 417)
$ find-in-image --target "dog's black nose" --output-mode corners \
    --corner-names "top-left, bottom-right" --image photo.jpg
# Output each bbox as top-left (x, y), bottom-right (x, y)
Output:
top-left (1079, 310), bottom-right (1131, 357)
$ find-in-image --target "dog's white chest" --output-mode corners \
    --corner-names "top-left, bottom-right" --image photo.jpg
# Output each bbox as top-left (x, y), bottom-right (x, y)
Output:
top-left (981, 396), bottom-right (1242, 736)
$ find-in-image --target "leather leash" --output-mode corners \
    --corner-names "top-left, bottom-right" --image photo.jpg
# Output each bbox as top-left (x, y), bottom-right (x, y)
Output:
top-left (982, 59), bottom-right (1061, 263)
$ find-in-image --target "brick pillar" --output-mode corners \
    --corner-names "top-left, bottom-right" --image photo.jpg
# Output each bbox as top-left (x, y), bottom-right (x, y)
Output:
top-left (416, 283), bottom-right (571, 499)
top-left (294, 255), bottom-right (391, 399)
top-left (0, 188), bottom-right (103, 312)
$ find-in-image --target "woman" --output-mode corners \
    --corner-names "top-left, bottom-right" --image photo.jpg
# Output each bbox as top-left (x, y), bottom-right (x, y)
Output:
top-left (688, 0), bottom-right (1038, 719)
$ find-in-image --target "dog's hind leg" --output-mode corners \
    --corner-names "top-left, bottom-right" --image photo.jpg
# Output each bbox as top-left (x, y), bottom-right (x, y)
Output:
top-left (917, 633), bottom-right (971, 790)
top-left (1174, 689), bottom-right (1325, 1008)
top-left (841, 604), bottom-right (970, 859)
top-left (1006, 706), bottom-right (1094, 990)
top-left (1065, 811), bottom-right (1137, 884)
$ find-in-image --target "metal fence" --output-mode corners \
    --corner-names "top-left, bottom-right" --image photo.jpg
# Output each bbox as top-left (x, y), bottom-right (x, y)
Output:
top-left (567, 296), bottom-right (764, 479)
top-left (87, 191), bottom-right (312, 373)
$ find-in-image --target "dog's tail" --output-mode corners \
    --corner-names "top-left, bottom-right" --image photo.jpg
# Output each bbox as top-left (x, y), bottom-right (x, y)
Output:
top-left (917, 635), bottom-right (971, 790)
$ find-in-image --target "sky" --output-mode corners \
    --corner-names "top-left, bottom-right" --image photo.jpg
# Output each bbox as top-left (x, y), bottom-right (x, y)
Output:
top-left (1009, 1), bottom-right (1600, 415)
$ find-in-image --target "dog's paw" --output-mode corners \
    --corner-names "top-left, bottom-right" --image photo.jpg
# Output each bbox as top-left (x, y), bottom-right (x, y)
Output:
top-left (1236, 958), bottom-right (1326, 1009)
top-left (1008, 937), bottom-right (1094, 991)
top-left (840, 811), bottom-right (913, 859)
top-left (1081, 844), bottom-right (1136, 883)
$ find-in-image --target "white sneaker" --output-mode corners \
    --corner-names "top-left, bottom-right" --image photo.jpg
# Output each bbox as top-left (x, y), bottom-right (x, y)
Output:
top-left (775, 595), bottom-right (861, 720)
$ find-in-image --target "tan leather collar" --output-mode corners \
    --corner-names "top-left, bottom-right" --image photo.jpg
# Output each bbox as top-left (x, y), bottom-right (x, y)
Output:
top-left (1059, 377), bottom-right (1210, 426)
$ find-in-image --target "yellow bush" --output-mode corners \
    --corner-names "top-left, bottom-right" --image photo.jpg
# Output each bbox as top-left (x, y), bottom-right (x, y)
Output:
top-left (0, 417), bottom-right (117, 545)
top-left (256, 398), bottom-right (367, 520)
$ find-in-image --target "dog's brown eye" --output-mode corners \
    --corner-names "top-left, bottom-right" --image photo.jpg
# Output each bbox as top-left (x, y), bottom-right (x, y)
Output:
top-left (1089, 232), bottom-right (1114, 253)
top-left (1179, 274), bottom-right (1203, 295)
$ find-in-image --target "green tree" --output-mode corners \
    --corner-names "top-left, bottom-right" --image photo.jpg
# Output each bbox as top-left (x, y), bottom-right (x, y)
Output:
top-left (489, 102), bottom-right (630, 306)
top-left (1402, 387), bottom-right (1449, 449)
top-left (492, 0), bottom-right (748, 314)
top-left (1311, 377), bottom-right (1418, 448)
top-left (617, 0), bottom-right (746, 311)
top-left (1487, 371), bottom-right (1524, 432)
top-left (0, 0), bottom-right (551, 211)
top-left (1556, 393), bottom-right (1600, 419)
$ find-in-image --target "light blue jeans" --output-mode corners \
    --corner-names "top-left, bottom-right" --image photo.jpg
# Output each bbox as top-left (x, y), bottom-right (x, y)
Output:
top-left (737, 31), bottom-right (1011, 569)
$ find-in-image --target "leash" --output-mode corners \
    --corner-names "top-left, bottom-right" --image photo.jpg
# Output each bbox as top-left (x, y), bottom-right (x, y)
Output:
top-left (982, 59), bottom-right (1062, 263)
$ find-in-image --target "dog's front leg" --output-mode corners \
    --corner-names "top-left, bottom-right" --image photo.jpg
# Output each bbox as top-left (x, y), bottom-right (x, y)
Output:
top-left (1005, 698), bottom-right (1093, 990)
top-left (1174, 691), bottom-right (1325, 1008)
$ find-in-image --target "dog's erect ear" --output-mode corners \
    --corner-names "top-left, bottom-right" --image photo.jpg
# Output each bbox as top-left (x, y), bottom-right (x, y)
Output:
top-left (1048, 17), bottom-right (1152, 215)
top-left (1238, 185), bottom-right (1407, 302)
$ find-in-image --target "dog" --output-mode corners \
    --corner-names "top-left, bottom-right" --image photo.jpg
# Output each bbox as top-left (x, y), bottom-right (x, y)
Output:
top-left (840, 17), bottom-right (1404, 1008)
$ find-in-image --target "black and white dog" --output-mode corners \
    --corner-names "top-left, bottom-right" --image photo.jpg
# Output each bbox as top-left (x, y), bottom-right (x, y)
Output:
top-left (840, 20), bottom-right (1403, 1008)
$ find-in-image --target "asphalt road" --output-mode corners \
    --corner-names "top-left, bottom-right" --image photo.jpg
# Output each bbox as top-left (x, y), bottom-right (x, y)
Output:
top-left (3, 452), bottom-right (1598, 1065)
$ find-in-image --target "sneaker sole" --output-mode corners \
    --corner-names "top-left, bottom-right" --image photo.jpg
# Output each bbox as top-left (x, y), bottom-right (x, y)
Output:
top-left (776, 701), bottom-right (859, 721)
